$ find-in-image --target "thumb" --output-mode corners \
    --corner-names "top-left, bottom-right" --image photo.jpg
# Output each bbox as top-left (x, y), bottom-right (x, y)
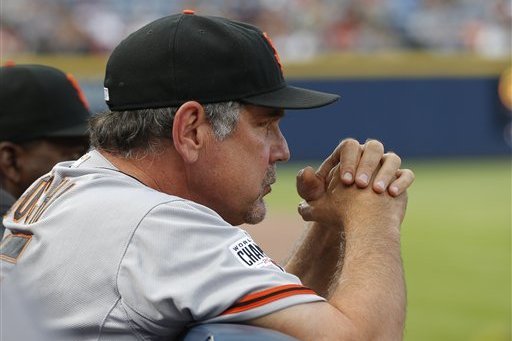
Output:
top-left (298, 200), bottom-right (314, 221)
top-left (296, 166), bottom-right (325, 201)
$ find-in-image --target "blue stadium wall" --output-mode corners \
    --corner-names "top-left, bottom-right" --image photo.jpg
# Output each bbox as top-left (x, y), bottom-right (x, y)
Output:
top-left (281, 77), bottom-right (511, 160)
top-left (7, 54), bottom-right (510, 160)
top-left (84, 75), bottom-right (511, 160)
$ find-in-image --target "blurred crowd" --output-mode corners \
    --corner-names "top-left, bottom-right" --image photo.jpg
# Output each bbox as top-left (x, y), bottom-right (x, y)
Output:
top-left (2, 0), bottom-right (511, 61)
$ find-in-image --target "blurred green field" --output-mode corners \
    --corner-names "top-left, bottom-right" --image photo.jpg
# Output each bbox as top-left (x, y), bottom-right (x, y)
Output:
top-left (266, 158), bottom-right (511, 341)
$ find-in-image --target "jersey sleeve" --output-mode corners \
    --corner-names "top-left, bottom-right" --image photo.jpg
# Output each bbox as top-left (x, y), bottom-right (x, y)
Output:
top-left (117, 199), bottom-right (324, 334)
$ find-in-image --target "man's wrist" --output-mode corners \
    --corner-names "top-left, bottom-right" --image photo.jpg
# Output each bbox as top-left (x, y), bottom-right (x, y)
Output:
top-left (343, 219), bottom-right (401, 241)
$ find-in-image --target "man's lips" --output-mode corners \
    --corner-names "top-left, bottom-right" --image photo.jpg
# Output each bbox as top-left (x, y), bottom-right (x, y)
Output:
top-left (263, 185), bottom-right (272, 195)
top-left (262, 168), bottom-right (276, 197)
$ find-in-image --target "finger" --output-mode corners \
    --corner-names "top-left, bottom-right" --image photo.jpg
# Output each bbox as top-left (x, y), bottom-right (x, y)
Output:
top-left (372, 152), bottom-right (402, 193)
top-left (337, 138), bottom-right (363, 185)
top-left (296, 166), bottom-right (324, 201)
top-left (298, 200), bottom-right (334, 223)
top-left (388, 168), bottom-right (415, 197)
top-left (315, 143), bottom-right (342, 181)
top-left (326, 163), bottom-right (342, 188)
top-left (316, 138), bottom-right (360, 184)
top-left (354, 139), bottom-right (384, 188)
top-left (298, 200), bottom-right (314, 221)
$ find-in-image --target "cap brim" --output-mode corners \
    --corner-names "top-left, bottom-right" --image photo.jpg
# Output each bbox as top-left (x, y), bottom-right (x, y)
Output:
top-left (241, 85), bottom-right (340, 109)
top-left (46, 121), bottom-right (89, 138)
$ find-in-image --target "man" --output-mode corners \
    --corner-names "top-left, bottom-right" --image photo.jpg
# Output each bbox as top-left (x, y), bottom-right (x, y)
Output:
top-left (0, 64), bottom-right (90, 238)
top-left (1, 12), bottom-right (414, 340)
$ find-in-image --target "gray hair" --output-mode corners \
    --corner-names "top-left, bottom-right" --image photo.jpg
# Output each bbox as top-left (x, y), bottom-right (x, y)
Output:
top-left (89, 102), bottom-right (241, 158)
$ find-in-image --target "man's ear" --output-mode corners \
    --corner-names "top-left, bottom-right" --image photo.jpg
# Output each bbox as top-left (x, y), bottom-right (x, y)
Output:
top-left (172, 101), bottom-right (210, 163)
top-left (0, 142), bottom-right (23, 183)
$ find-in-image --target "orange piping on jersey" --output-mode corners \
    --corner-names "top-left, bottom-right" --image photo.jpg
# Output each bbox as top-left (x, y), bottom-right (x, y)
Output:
top-left (220, 284), bottom-right (317, 315)
top-left (232, 284), bottom-right (306, 303)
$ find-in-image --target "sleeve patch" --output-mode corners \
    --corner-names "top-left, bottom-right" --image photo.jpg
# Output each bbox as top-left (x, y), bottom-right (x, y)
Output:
top-left (229, 236), bottom-right (273, 268)
top-left (0, 234), bottom-right (32, 263)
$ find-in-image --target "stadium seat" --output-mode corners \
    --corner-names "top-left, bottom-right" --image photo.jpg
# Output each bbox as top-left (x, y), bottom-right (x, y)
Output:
top-left (179, 323), bottom-right (298, 341)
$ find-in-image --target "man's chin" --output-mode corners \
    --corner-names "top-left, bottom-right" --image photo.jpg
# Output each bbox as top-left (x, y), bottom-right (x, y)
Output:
top-left (243, 200), bottom-right (267, 225)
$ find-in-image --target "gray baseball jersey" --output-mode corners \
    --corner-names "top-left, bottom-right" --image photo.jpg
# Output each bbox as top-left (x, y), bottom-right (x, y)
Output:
top-left (0, 150), bottom-right (323, 340)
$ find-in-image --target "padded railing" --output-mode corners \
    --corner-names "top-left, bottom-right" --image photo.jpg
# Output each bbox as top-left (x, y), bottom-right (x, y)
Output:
top-left (179, 323), bottom-right (298, 341)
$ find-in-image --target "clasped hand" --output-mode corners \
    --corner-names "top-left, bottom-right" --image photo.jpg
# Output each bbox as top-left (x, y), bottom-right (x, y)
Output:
top-left (296, 139), bottom-right (415, 229)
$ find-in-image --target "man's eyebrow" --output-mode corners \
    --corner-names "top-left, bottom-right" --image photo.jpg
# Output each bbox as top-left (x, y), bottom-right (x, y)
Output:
top-left (267, 108), bottom-right (285, 118)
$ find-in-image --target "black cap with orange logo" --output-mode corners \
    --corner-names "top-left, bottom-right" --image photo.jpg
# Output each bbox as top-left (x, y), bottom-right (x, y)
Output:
top-left (0, 64), bottom-right (91, 142)
top-left (104, 10), bottom-right (339, 111)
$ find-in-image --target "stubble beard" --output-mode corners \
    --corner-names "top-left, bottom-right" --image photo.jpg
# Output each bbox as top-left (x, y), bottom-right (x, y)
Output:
top-left (243, 166), bottom-right (276, 225)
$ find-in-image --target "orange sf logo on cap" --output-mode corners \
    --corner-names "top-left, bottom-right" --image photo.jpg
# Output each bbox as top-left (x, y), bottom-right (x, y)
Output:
top-left (263, 32), bottom-right (283, 75)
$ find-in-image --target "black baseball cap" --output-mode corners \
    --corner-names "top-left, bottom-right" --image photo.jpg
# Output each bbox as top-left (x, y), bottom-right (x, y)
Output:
top-left (0, 64), bottom-right (90, 142)
top-left (104, 10), bottom-right (340, 111)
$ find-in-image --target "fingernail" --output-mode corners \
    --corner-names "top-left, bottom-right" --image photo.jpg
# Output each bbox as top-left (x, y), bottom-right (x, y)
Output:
top-left (342, 172), bottom-right (353, 182)
top-left (358, 173), bottom-right (369, 184)
top-left (390, 185), bottom-right (399, 195)
top-left (376, 180), bottom-right (385, 191)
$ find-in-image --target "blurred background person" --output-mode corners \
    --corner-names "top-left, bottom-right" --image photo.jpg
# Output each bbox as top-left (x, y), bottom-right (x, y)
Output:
top-left (0, 64), bottom-right (90, 239)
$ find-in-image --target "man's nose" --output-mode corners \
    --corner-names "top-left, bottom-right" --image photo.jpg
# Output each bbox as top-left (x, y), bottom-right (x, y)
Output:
top-left (271, 129), bottom-right (290, 163)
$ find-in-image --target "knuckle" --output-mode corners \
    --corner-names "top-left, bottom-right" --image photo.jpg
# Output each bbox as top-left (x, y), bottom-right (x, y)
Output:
top-left (364, 137), bottom-right (380, 144)
top-left (385, 152), bottom-right (402, 165)
top-left (340, 138), bottom-right (361, 149)
top-left (365, 139), bottom-right (384, 153)
top-left (405, 169), bottom-right (416, 181)
top-left (396, 169), bottom-right (415, 185)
